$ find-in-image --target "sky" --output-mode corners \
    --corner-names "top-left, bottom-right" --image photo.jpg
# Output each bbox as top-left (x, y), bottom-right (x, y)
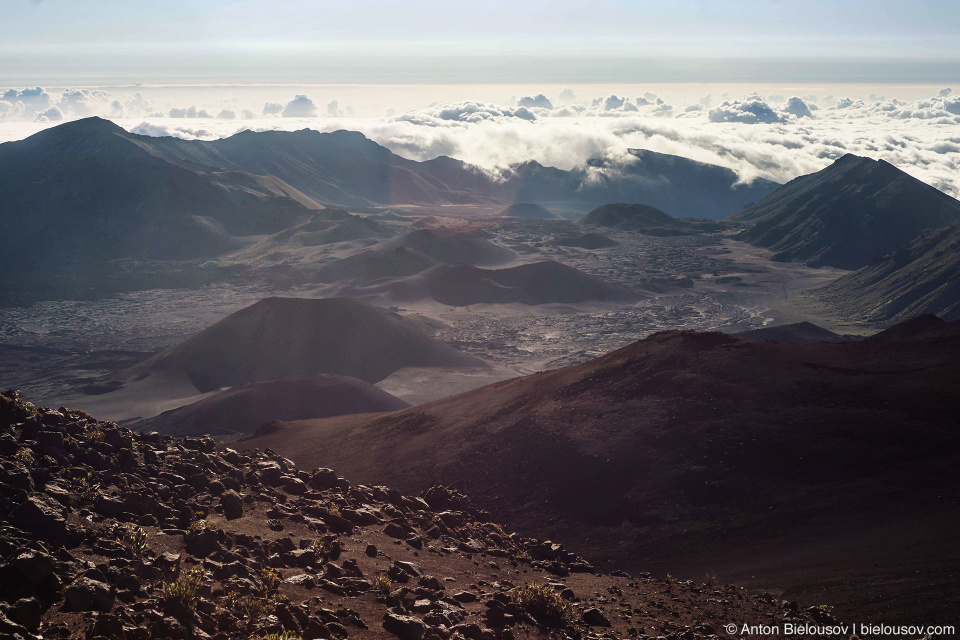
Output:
top-left (5, 0), bottom-right (960, 84)
top-left (2, 1), bottom-right (960, 202)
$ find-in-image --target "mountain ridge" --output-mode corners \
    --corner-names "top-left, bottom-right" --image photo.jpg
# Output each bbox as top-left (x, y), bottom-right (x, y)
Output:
top-left (729, 153), bottom-right (960, 269)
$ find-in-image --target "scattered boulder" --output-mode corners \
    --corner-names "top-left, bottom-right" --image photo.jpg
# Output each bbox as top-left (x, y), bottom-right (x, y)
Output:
top-left (64, 577), bottom-right (114, 612)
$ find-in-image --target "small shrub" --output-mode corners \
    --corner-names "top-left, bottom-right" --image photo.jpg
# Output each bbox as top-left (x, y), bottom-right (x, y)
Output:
top-left (71, 409), bottom-right (96, 421)
top-left (188, 518), bottom-right (219, 531)
top-left (162, 567), bottom-right (206, 608)
top-left (257, 631), bottom-right (300, 640)
top-left (86, 425), bottom-right (105, 443)
top-left (217, 590), bottom-right (274, 621)
top-left (325, 502), bottom-right (342, 518)
top-left (260, 567), bottom-right (281, 595)
top-left (122, 523), bottom-right (148, 558)
top-left (511, 583), bottom-right (575, 626)
top-left (75, 473), bottom-right (103, 505)
top-left (308, 536), bottom-right (338, 562)
top-left (14, 448), bottom-right (34, 468)
top-left (373, 575), bottom-right (393, 594)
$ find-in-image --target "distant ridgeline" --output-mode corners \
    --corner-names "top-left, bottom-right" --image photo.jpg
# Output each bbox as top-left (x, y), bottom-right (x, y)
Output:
top-left (0, 117), bottom-right (776, 292)
top-left (729, 154), bottom-right (960, 321)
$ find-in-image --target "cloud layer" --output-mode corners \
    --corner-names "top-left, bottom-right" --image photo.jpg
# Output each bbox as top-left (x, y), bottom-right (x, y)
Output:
top-left (2, 84), bottom-right (960, 200)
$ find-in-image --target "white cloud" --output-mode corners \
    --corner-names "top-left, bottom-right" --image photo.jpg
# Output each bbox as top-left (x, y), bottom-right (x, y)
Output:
top-left (2, 84), bottom-right (960, 204)
top-left (399, 101), bottom-right (539, 123)
top-left (2, 87), bottom-right (49, 109)
top-left (34, 105), bottom-right (63, 122)
top-left (518, 94), bottom-right (553, 109)
top-left (708, 98), bottom-right (790, 124)
top-left (281, 95), bottom-right (318, 117)
top-left (783, 97), bottom-right (813, 119)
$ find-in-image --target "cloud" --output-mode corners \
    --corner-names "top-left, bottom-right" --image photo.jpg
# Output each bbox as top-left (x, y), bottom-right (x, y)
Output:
top-left (58, 89), bottom-right (111, 117)
top-left (398, 101), bottom-right (539, 124)
top-left (708, 98), bottom-right (789, 124)
top-left (2, 87), bottom-right (50, 109)
top-left (598, 95), bottom-right (624, 110)
top-left (34, 106), bottom-right (64, 122)
top-left (518, 94), bottom-right (553, 109)
top-left (2, 85), bottom-right (960, 204)
top-left (168, 106), bottom-right (213, 118)
top-left (783, 97), bottom-right (813, 119)
top-left (558, 88), bottom-right (577, 103)
top-left (0, 100), bottom-right (26, 120)
top-left (939, 88), bottom-right (953, 97)
top-left (281, 95), bottom-right (318, 117)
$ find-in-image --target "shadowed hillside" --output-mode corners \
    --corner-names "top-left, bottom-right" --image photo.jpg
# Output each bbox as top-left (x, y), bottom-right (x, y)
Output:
top-left (246, 317), bottom-right (960, 624)
top-left (730, 154), bottom-right (960, 269)
top-left (0, 389), bottom-right (826, 640)
top-left (0, 118), bottom-right (318, 277)
top-left (128, 374), bottom-right (411, 437)
top-left (129, 297), bottom-right (486, 392)
top-left (732, 321), bottom-right (854, 343)
top-left (814, 223), bottom-right (960, 322)
top-left (344, 261), bottom-right (639, 306)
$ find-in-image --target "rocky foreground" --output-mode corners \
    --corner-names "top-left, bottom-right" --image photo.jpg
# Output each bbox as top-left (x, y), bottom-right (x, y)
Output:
top-left (0, 390), bottom-right (837, 640)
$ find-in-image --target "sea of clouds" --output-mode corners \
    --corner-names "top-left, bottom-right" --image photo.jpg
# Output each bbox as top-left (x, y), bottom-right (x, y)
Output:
top-left (2, 85), bottom-right (959, 197)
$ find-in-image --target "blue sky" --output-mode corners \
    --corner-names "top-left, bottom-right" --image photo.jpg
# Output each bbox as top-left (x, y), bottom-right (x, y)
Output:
top-left (4, 0), bottom-right (960, 83)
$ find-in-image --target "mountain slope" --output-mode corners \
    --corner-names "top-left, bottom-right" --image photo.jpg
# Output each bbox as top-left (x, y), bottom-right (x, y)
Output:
top-left (506, 150), bottom-right (778, 218)
top-left (0, 389), bottom-right (816, 640)
top-left (129, 373), bottom-right (410, 436)
top-left (730, 154), bottom-right (960, 269)
top-left (0, 118), bottom-right (318, 275)
top-left (497, 203), bottom-right (563, 219)
top-left (0, 120), bottom-right (779, 279)
top-left (142, 126), bottom-right (780, 217)
top-left (153, 128), bottom-right (499, 207)
top-left (246, 318), bottom-right (960, 623)
top-left (344, 260), bottom-right (639, 306)
top-left (129, 297), bottom-right (486, 392)
top-left (814, 223), bottom-right (960, 323)
top-left (732, 321), bottom-right (853, 343)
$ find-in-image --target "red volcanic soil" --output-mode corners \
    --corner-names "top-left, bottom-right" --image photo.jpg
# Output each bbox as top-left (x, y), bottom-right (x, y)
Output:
top-left (0, 390), bottom-right (828, 640)
top-left (245, 317), bottom-right (960, 625)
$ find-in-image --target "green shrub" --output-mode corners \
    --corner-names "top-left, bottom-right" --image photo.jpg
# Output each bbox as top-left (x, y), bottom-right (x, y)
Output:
top-left (217, 590), bottom-right (274, 621)
top-left (122, 524), bottom-right (148, 558)
top-left (259, 567), bottom-right (281, 596)
top-left (162, 567), bottom-right (206, 608)
top-left (75, 473), bottom-right (103, 505)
